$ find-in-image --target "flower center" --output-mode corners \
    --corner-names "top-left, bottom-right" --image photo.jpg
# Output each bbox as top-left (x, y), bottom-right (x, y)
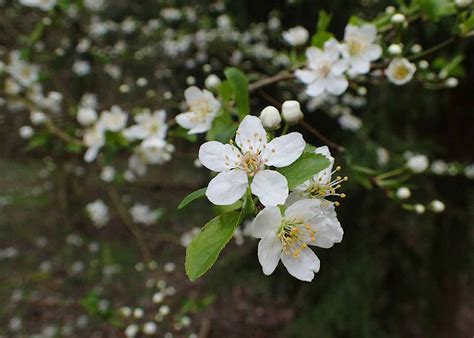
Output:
top-left (318, 62), bottom-right (332, 78)
top-left (393, 65), bottom-right (410, 80)
top-left (277, 220), bottom-right (316, 258)
top-left (305, 166), bottom-right (348, 203)
top-left (189, 99), bottom-right (212, 122)
top-left (240, 151), bottom-right (263, 176)
top-left (347, 39), bottom-right (364, 56)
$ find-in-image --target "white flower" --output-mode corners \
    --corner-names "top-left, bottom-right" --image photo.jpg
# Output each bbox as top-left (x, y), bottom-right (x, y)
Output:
top-left (123, 110), bottom-right (167, 141)
top-left (281, 100), bottom-right (304, 125)
top-left (130, 203), bottom-right (159, 225)
top-left (176, 86), bottom-right (220, 134)
top-left (431, 160), bottom-right (447, 175)
top-left (140, 137), bottom-right (174, 164)
top-left (30, 111), bottom-right (47, 125)
top-left (125, 324), bottom-right (139, 337)
top-left (455, 0), bottom-right (472, 8)
top-left (338, 112), bottom-right (362, 131)
top-left (406, 154), bottom-right (429, 173)
top-left (86, 199), bottom-right (109, 227)
top-left (72, 60), bottom-right (91, 76)
top-left (77, 107), bottom-right (98, 126)
top-left (99, 105), bottom-right (128, 132)
top-left (414, 204), bottom-right (425, 214)
top-left (386, 58), bottom-right (416, 85)
top-left (465, 164), bottom-right (474, 179)
top-left (259, 106), bottom-right (281, 130)
top-left (19, 125), bottom-right (34, 139)
top-left (391, 13), bottom-right (406, 24)
top-left (388, 43), bottom-right (402, 56)
top-left (83, 123), bottom-right (105, 162)
top-left (340, 24), bottom-right (382, 75)
top-left (20, 0), bottom-right (56, 11)
top-left (430, 200), bottom-right (445, 213)
top-left (143, 322), bottom-right (157, 335)
top-left (249, 199), bottom-right (343, 281)
top-left (282, 26), bottom-right (309, 47)
top-left (199, 115), bottom-right (305, 206)
top-left (287, 146), bottom-right (346, 205)
top-left (396, 187), bottom-right (411, 199)
top-left (7, 57), bottom-right (39, 87)
top-left (100, 166), bottom-right (115, 182)
top-left (295, 39), bottom-right (349, 97)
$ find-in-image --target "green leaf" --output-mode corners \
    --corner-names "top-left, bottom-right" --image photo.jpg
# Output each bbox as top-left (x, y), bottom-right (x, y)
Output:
top-left (206, 113), bottom-right (237, 143)
top-left (178, 188), bottom-right (207, 210)
top-left (277, 153), bottom-right (330, 189)
top-left (218, 80), bottom-right (233, 102)
top-left (185, 211), bottom-right (240, 281)
top-left (224, 68), bottom-right (249, 118)
top-left (316, 10), bottom-right (332, 32)
top-left (417, 0), bottom-right (456, 21)
top-left (311, 31), bottom-right (333, 48)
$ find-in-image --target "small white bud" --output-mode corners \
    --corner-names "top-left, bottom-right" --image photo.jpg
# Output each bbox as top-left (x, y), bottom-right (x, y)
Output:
top-left (430, 200), bottom-right (445, 213)
top-left (259, 106), bottom-right (281, 130)
top-left (204, 74), bottom-right (221, 89)
top-left (455, 0), bottom-right (472, 8)
top-left (77, 107), bottom-right (98, 126)
top-left (30, 111), bottom-right (47, 125)
top-left (133, 307), bottom-right (144, 319)
top-left (414, 204), bottom-right (425, 214)
top-left (19, 126), bottom-right (34, 139)
top-left (445, 77), bottom-right (458, 88)
top-left (385, 6), bottom-right (396, 14)
top-left (143, 322), bottom-right (157, 335)
top-left (418, 60), bottom-right (429, 69)
top-left (125, 324), bottom-right (139, 337)
top-left (388, 44), bottom-right (402, 55)
top-left (411, 44), bottom-right (422, 54)
top-left (396, 187), bottom-right (411, 199)
top-left (357, 87), bottom-right (367, 96)
top-left (391, 13), bottom-right (406, 24)
top-left (186, 76), bottom-right (196, 85)
top-left (281, 100), bottom-right (303, 125)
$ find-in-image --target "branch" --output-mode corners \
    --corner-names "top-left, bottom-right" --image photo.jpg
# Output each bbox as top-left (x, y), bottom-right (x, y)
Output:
top-left (249, 71), bottom-right (295, 92)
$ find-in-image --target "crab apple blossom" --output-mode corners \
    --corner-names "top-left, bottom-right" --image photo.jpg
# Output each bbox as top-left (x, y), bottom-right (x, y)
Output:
top-left (249, 199), bottom-right (343, 281)
top-left (340, 24), bottom-right (382, 75)
top-left (176, 86), bottom-right (221, 134)
top-left (198, 115), bottom-right (305, 206)
top-left (123, 110), bottom-right (168, 141)
top-left (77, 107), bottom-right (98, 126)
top-left (295, 39), bottom-right (349, 97)
top-left (83, 124), bottom-right (105, 162)
top-left (259, 106), bottom-right (281, 130)
top-left (386, 58), bottom-right (416, 85)
top-left (281, 100), bottom-right (304, 125)
top-left (99, 105), bottom-right (128, 132)
top-left (85, 199), bottom-right (109, 228)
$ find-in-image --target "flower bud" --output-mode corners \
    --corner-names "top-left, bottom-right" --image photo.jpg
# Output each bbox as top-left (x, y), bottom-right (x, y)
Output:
top-left (414, 204), bottom-right (425, 214)
top-left (281, 100), bottom-right (303, 125)
top-left (430, 200), bottom-right (445, 213)
top-left (396, 187), bottom-right (411, 199)
top-left (205, 74), bottom-right (221, 90)
top-left (19, 126), bottom-right (34, 139)
top-left (388, 44), bottom-right (402, 55)
top-left (391, 13), bottom-right (406, 24)
top-left (259, 106), bottom-right (281, 130)
top-left (445, 77), bottom-right (458, 88)
top-left (77, 107), bottom-right (97, 126)
top-left (418, 60), bottom-right (429, 69)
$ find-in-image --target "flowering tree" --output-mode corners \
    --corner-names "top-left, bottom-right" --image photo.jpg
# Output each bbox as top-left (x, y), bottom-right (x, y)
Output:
top-left (1, 0), bottom-right (474, 336)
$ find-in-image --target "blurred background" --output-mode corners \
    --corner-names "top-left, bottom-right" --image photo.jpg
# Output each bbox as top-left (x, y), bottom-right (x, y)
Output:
top-left (0, 0), bottom-right (473, 337)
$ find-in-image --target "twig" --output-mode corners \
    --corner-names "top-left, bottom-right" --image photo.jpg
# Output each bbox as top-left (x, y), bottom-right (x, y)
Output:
top-left (106, 186), bottom-right (152, 263)
top-left (198, 318), bottom-right (211, 338)
top-left (249, 71), bottom-right (295, 92)
top-left (407, 37), bottom-right (457, 61)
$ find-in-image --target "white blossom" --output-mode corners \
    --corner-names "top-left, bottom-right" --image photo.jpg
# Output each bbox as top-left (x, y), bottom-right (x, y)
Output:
top-left (281, 100), bottom-right (304, 125)
top-left (20, 0), bottom-right (56, 11)
top-left (249, 199), bottom-right (343, 281)
top-left (396, 187), bottom-right (411, 199)
top-left (386, 58), bottom-right (416, 85)
top-left (176, 86), bottom-right (220, 134)
top-left (83, 123), bottom-right (105, 162)
top-left (99, 106), bottom-right (128, 132)
top-left (430, 200), bottom-right (445, 213)
top-left (340, 24), bottom-right (382, 75)
top-left (130, 203), bottom-right (159, 225)
top-left (199, 115), bottom-right (305, 206)
top-left (259, 106), bottom-right (281, 130)
top-left (19, 125), bottom-right (34, 139)
top-left (123, 110), bottom-right (167, 141)
top-left (77, 107), bottom-right (98, 126)
top-left (100, 166), bottom-right (115, 182)
top-left (295, 39), bottom-right (348, 97)
top-left (86, 199), bottom-right (109, 227)
top-left (406, 154), bottom-right (429, 173)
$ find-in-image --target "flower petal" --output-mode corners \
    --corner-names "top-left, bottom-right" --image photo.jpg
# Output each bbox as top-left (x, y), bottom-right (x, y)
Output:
top-left (281, 247), bottom-right (320, 282)
top-left (206, 170), bottom-right (248, 205)
top-left (198, 141), bottom-right (239, 172)
top-left (258, 234), bottom-right (282, 275)
top-left (235, 115), bottom-right (267, 153)
top-left (295, 69), bottom-right (317, 84)
top-left (314, 146), bottom-right (334, 183)
top-left (326, 76), bottom-right (348, 95)
top-left (262, 132), bottom-right (306, 168)
top-left (305, 79), bottom-right (326, 97)
top-left (250, 206), bottom-right (282, 239)
top-left (359, 24), bottom-right (377, 43)
top-left (365, 44), bottom-right (382, 61)
top-left (284, 199), bottom-right (321, 222)
top-left (184, 86), bottom-right (203, 104)
top-left (251, 170), bottom-right (288, 206)
top-left (175, 111), bottom-right (199, 130)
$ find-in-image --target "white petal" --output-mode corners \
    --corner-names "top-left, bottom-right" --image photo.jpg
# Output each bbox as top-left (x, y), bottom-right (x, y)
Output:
top-left (284, 199), bottom-right (321, 222)
top-left (323, 39), bottom-right (340, 62)
top-left (205, 170), bottom-right (248, 205)
top-left (84, 147), bottom-right (99, 162)
top-left (359, 24), bottom-right (377, 43)
top-left (284, 191), bottom-right (306, 206)
top-left (184, 86), bottom-right (203, 104)
top-left (314, 145), bottom-right (334, 182)
top-left (310, 214), bottom-right (344, 248)
top-left (305, 79), bottom-right (326, 97)
top-left (258, 234), bottom-right (283, 275)
top-left (251, 170), bottom-right (288, 207)
top-left (175, 111), bottom-right (199, 130)
top-left (188, 121), bottom-right (213, 134)
top-left (235, 115), bottom-right (267, 153)
top-left (305, 47), bottom-right (323, 68)
top-left (199, 141), bottom-right (239, 172)
top-left (326, 76), bottom-right (348, 95)
top-left (262, 132), bottom-right (305, 168)
top-left (331, 59), bottom-right (349, 76)
top-left (250, 206), bottom-right (282, 238)
top-left (294, 69), bottom-right (317, 84)
top-left (365, 44), bottom-right (382, 61)
top-left (281, 247), bottom-right (320, 282)
top-left (350, 57), bottom-right (370, 75)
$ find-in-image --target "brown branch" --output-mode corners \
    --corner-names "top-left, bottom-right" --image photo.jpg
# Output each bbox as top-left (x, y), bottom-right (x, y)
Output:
top-left (249, 71), bottom-right (295, 92)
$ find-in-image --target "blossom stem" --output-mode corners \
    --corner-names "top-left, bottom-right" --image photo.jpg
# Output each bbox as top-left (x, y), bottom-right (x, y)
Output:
top-left (376, 166), bottom-right (407, 180)
top-left (407, 37), bottom-right (457, 61)
top-left (300, 120), bottom-right (345, 153)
